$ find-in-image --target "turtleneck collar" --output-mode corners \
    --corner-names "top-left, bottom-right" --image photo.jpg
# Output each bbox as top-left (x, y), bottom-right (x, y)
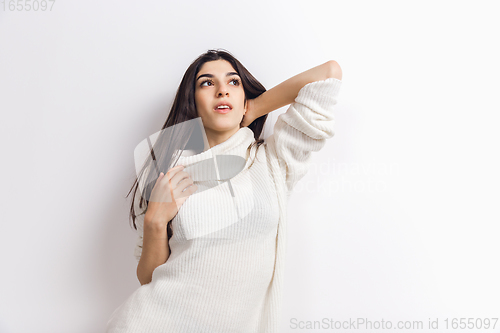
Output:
top-left (174, 127), bottom-right (256, 181)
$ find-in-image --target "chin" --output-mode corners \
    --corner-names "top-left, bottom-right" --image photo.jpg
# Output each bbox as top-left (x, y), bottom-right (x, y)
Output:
top-left (211, 119), bottom-right (241, 129)
top-left (206, 123), bottom-right (239, 133)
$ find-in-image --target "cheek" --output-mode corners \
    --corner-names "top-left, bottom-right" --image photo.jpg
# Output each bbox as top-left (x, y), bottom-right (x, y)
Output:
top-left (195, 93), bottom-right (208, 107)
top-left (194, 94), bottom-right (203, 110)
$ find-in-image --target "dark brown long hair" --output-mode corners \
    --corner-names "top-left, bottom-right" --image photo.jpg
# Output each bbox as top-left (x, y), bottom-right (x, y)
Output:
top-left (127, 49), bottom-right (268, 243)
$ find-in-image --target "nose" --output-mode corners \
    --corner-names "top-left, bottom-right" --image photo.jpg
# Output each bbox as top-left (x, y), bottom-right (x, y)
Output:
top-left (217, 85), bottom-right (229, 97)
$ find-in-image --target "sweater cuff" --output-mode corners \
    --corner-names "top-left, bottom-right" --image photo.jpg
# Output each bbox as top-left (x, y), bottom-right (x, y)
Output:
top-left (295, 77), bottom-right (342, 105)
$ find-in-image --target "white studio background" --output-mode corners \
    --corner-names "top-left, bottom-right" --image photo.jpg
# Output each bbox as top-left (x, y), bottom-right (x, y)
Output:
top-left (0, 1), bottom-right (499, 332)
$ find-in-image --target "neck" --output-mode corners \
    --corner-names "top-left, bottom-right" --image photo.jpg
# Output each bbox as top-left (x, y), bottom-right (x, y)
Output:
top-left (204, 126), bottom-right (241, 151)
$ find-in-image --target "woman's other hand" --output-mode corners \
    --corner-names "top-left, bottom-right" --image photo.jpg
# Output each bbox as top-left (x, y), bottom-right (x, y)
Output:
top-left (144, 165), bottom-right (198, 227)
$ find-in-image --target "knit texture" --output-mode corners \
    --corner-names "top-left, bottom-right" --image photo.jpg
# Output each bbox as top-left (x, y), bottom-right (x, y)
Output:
top-left (106, 77), bottom-right (342, 333)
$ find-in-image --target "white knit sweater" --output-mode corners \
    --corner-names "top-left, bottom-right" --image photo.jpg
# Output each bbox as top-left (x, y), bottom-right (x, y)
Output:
top-left (106, 77), bottom-right (342, 333)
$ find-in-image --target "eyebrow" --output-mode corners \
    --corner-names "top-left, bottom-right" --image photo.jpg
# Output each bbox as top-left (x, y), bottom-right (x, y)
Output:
top-left (196, 72), bottom-right (240, 81)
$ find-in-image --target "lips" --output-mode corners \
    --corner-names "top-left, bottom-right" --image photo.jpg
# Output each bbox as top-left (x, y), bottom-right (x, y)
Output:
top-left (214, 101), bottom-right (233, 113)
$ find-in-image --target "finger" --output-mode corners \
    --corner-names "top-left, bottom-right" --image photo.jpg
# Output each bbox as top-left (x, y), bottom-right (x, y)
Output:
top-left (185, 183), bottom-right (198, 194)
top-left (178, 177), bottom-right (194, 190)
top-left (173, 178), bottom-right (195, 199)
top-left (165, 165), bottom-right (185, 182)
top-left (174, 184), bottom-right (198, 208)
top-left (170, 171), bottom-right (191, 190)
top-left (154, 166), bottom-right (184, 191)
top-left (150, 170), bottom-right (178, 203)
top-left (179, 183), bottom-right (198, 198)
top-left (151, 172), bottom-right (165, 192)
top-left (181, 183), bottom-right (198, 199)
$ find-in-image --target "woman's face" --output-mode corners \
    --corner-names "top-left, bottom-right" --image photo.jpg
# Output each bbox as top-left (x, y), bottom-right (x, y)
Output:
top-left (194, 59), bottom-right (247, 140)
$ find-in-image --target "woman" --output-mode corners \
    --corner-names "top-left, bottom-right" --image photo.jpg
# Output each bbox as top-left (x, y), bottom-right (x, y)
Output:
top-left (106, 49), bottom-right (342, 332)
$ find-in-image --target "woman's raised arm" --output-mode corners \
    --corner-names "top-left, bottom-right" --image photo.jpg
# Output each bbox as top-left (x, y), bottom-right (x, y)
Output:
top-left (241, 60), bottom-right (342, 127)
top-left (259, 62), bottom-right (343, 194)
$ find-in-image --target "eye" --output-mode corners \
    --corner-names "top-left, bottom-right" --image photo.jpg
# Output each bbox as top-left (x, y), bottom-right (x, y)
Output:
top-left (200, 79), bottom-right (214, 87)
top-left (229, 78), bottom-right (240, 86)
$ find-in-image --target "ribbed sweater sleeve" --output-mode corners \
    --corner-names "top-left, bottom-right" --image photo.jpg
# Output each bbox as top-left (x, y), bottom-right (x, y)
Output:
top-left (267, 77), bottom-right (342, 193)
